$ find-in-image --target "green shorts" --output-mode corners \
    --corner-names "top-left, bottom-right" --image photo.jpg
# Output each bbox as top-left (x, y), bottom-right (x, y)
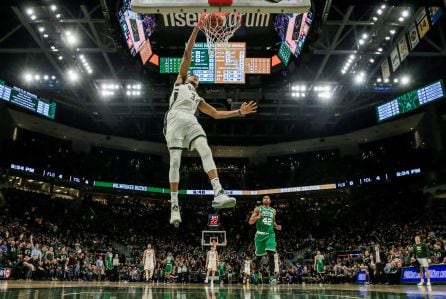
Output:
top-left (165, 264), bottom-right (173, 274)
top-left (254, 232), bottom-right (276, 256)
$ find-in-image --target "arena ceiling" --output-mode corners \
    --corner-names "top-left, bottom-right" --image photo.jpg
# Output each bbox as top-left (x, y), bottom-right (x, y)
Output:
top-left (0, 0), bottom-right (446, 145)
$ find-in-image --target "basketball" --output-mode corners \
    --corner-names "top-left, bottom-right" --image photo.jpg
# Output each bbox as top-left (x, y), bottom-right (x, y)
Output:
top-left (207, 13), bottom-right (225, 31)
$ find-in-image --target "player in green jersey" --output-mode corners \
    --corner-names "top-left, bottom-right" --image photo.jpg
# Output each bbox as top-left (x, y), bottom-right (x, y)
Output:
top-left (248, 195), bottom-right (281, 285)
top-left (313, 250), bottom-right (325, 283)
top-left (412, 235), bottom-right (431, 286)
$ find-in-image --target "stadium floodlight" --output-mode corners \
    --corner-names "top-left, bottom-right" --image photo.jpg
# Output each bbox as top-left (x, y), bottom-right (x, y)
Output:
top-left (50, 5), bottom-right (57, 11)
top-left (58, 56), bottom-right (63, 60)
top-left (359, 39), bottom-right (365, 45)
top-left (394, 78), bottom-right (399, 83)
top-left (51, 75), bottom-right (56, 80)
top-left (372, 17), bottom-right (378, 21)
top-left (402, 10), bottom-right (409, 17)
top-left (390, 29), bottom-right (396, 35)
top-left (401, 75), bottom-right (410, 85)
top-left (369, 58), bottom-right (375, 63)
top-left (43, 75), bottom-right (49, 80)
top-left (398, 17), bottom-right (404, 22)
top-left (30, 15), bottom-right (36, 20)
top-left (26, 8), bottom-right (34, 15)
top-left (56, 14), bottom-right (61, 18)
top-left (38, 27), bottom-right (45, 32)
top-left (349, 54), bottom-right (356, 60)
top-left (381, 4), bottom-right (386, 9)
top-left (24, 73), bottom-right (33, 82)
top-left (126, 91), bottom-right (131, 96)
top-left (385, 36), bottom-right (390, 40)
top-left (67, 69), bottom-right (79, 82)
top-left (34, 74), bottom-right (40, 80)
top-left (66, 34), bottom-right (77, 46)
top-left (377, 78), bottom-right (382, 83)
top-left (377, 9), bottom-right (383, 15)
top-left (384, 78), bottom-right (389, 83)
top-left (362, 33), bottom-right (368, 39)
top-left (43, 34), bottom-right (48, 38)
top-left (377, 48), bottom-right (383, 52)
top-left (355, 72), bottom-right (365, 84)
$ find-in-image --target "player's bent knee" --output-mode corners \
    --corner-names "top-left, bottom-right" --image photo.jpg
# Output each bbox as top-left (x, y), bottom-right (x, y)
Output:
top-left (192, 137), bottom-right (216, 173)
top-left (169, 150), bottom-right (182, 182)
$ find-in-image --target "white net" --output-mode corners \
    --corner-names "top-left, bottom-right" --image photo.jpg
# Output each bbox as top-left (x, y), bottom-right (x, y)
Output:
top-left (199, 12), bottom-right (241, 57)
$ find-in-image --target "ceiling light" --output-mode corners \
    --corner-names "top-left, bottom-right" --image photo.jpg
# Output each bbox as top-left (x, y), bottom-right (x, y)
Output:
top-left (43, 75), bottom-right (49, 80)
top-left (381, 4), bottom-right (386, 9)
top-left (26, 8), bottom-right (34, 15)
top-left (401, 75), bottom-right (410, 85)
top-left (394, 78), bottom-right (399, 83)
top-left (34, 74), bottom-right (41, 80)
top-left (50, 5), bottom-right (57, 11)
top-left (377, 48), bottom-right (383, 52)
top-left (67, 69), bottom-right (79, 82)
top-left (51, 75), bottom-right (56, 80)
top-left (377, 9), bottom-right (383, 15)
top-left (126, 91), bottom-right (131, 96)
top-left (24, 73), bottom-right (33, 82)
top-left (402, 10), bottom-right (409, 17)
top-left (56, 14), bottom-right (61, 18)
top-left (369, 58), bottom-right (375, 63)
top-left (126, 84), bottom-right (131, 89)
top-left (79, 54), bottom-right (85, 59)
top-left (359, 39), bottom-right (365, 45)
top-left (398, 17), bottom-right (404, 22)
top-left (372, 17), bottom-right (378, 21)
top-left (30, 15), bottom-right (36, 20)
top-left (349, 54), bottom-right (356, 59)
top-left (43, 34), bottom-right (48, 38)
top-left (385, 36), bottom-right (390, 40)
top-left (362, 33), bottom-right (368, 39)
top-left (384, 78), bottom-right (389, 83)
top-left (390, 29), bottom-right (396, 35)
top-left (66, 34), bottom-right (77, 45)
top-left (377, 78), bottom-right (382, 83)
top-left (341, 70), bottom-right (346, 74)
top-left (300, 85), bottom-right (306, 91)
top-left (355, 72), bottom-right (365, 84)
top-left (38, 27), bottom-right (45, 32)
top-left (58, 56), bottom-right (63, 60)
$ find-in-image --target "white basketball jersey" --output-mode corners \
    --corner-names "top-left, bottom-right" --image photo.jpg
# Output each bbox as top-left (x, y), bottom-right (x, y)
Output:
top-left (208, 250), bottom-right (217, 262)
top-left (145, 250), bottom-right (154, 262)
top-left (168, 83), bottom-right (201, 114)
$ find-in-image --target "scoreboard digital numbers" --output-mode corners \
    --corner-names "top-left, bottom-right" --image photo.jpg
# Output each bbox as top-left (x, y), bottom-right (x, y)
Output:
top-left (0, 80), bottom-right (56, 119)
top-left (245, 58), bottom-right (271, 74)
top-left (190, 43), bottom-right (215, 83)
top-left (208, 214), bottom-right (220, 227)
top-left (215, 42), bottom-right (245, 84)
top-left (160, 57), bottom-right (181, 74)
top-left (377, 80), bottom-right (445, 122)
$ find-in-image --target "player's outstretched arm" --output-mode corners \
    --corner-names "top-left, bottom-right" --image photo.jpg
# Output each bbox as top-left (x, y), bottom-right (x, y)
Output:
top-left (199, 99), bottom-right (257, 119)
top-left (177, 20), bottom-right (202, 83)
top-left (248, 206), bottom-right (262, 225)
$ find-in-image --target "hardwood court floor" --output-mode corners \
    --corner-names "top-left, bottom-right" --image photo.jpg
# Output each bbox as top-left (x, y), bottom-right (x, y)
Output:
top-left (0, 281), bottom-right (445, 298)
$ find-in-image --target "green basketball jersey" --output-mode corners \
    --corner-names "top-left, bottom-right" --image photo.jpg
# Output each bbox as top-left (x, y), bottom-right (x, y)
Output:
top-left (316, 255), bottom-right (324, 273)
top-left (256, 206), bottom-right (274, 233)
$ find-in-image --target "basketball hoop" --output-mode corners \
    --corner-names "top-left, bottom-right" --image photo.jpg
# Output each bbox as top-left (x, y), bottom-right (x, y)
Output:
top-left (199, 12), bottom-right (241, 57)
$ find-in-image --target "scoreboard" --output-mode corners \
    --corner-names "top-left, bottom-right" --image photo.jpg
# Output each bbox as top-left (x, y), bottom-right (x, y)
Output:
top-left (0, 80), bottom-right (56, 119)
top-left (245, 58), bottom-right (271, 74)
top-left (215, 42), bottom-right (245, 84)
top-left (377, 80), bottom-right (445, 122)
top-left (159, 42), bottom-right (269, 83)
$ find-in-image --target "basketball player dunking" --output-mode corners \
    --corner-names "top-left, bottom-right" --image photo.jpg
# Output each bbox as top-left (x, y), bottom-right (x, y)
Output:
top-left (164, 16), bottom-right (257, 227)
top-left (249, 195), bottom-right (282, 285)
top-left (142, 243), bottom-right (156, 282)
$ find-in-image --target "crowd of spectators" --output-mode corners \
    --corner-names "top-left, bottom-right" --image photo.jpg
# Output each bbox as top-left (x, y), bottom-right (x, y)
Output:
top-left (0, 186), bottom-right (445, 284)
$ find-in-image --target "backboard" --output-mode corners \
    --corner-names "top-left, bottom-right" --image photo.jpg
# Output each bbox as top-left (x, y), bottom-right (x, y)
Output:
top-left (132, 0), bottom-right (311, 14)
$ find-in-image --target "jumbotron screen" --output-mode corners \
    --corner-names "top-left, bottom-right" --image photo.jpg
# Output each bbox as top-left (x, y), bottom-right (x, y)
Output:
top-left (0, 80), bottom-right (56, 119)
top-left (376, 80), bottom-right (445, 122)
top-left (160, 42), bottom-right (270, 83)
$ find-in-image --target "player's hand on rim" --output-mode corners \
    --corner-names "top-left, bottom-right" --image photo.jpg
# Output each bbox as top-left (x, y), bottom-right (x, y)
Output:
top-left (240, 101), bottom-right (257, 115)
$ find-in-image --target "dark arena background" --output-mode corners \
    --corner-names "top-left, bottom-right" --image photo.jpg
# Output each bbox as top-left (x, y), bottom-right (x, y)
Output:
top-left (0, 0), bottom-right (446, 298)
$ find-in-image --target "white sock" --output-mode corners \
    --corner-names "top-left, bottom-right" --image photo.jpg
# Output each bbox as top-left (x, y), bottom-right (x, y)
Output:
top-left (171, 192), bottom-right (178, 206)
top-left (211, 178), bottom-right (222, 196)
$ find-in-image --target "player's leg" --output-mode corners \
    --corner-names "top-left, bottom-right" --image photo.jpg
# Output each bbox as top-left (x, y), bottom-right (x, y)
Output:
top-left (211, 270), bottom-right (215, 286)
top-left (190, 137), bottom-right (236, 209)
top-left (169, 149), bottom-right (182, 226)
top-left (145, 269), bottom-right (149, 281)
top-left (265, 235), bottom-right (278, 284)
top-left (205, 268), bottom-right (210, 283)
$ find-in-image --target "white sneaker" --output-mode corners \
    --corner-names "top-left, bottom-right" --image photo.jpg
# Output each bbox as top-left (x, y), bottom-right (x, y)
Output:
top-left (204, 278), bottom-right (208, 284)
top-left (169, 204), bottom-right (181, 227)
top-left (426, 281), bottom-right (431, 286)
top-left (417, 281), bottom-right (424, 286)
top-left (211, 191), bottom-right (236, 209)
